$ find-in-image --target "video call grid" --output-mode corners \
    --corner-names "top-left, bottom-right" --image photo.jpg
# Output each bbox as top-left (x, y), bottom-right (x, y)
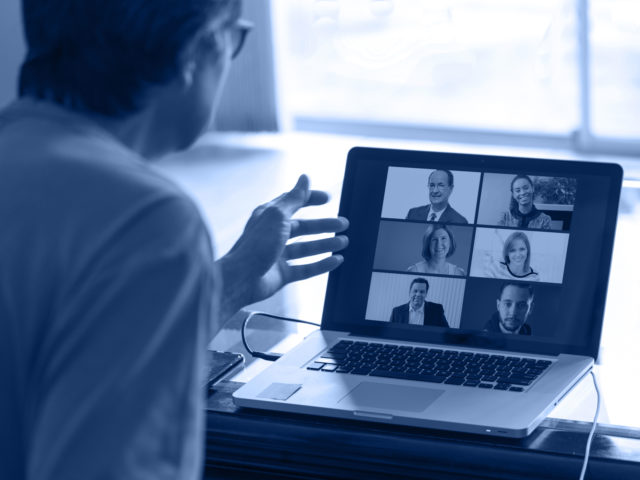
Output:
top-left (365, 166), bottom-right (578, 336)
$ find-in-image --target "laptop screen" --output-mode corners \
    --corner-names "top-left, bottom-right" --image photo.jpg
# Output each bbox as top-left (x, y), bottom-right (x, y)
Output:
top-left (322, 148), bottom-right (622, 358)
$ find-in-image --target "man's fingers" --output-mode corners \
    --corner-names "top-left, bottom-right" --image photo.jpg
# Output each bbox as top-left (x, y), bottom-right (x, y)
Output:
top-left (290, 217), bottom-right (349, 237)
top-left (284, 255), bottom-right (344, 284)
top-left (305, 190), bottom-right (330, 206)
top-left (284, 236), bottom-right (348, 260)
top-left (273, 174), bottom-right (311, 217)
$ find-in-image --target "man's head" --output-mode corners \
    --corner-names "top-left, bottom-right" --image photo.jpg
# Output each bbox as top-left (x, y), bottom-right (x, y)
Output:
top-left (496, 283), bottom-right (534, 333)
top-left (19, 0), bottom-right (247, 155)
top-left (408, 278), bottom-right (429, 310)
top-left (428, 169), bottom-right (454, 211)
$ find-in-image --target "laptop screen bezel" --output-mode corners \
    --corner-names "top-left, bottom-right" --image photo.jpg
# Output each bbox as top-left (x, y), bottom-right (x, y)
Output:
top-left (321, 147), bottom-right (623, 359)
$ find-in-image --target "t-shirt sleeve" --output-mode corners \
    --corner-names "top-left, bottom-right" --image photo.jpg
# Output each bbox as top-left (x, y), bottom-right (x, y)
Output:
top-left (28, 196), bottom-right (217, 480)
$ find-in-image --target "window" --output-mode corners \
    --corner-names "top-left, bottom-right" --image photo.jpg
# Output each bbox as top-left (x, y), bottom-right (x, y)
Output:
top-left (272, 0), bottom-right (640, 154)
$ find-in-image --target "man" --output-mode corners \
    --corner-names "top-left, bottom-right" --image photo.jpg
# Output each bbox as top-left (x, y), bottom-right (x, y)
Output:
top-left (406, 169), bottom-right (468, 224)
top-left (389, 278), bottom-right (448, 327)
top-left (483, 283), bottom-right (534, 335)
top-left (0, 1), bottom-right (348, 478)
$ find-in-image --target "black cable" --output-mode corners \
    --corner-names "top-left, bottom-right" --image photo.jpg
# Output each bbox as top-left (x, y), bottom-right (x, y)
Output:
top-left (241, 311), bottom-right (320, 361)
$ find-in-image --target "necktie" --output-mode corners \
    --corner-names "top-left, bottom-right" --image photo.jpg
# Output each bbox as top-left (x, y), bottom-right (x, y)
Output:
top-left (429, 213), bottom-right (436, 221)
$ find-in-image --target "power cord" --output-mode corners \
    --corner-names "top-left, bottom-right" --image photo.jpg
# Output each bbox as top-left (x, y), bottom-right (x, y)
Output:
top-left (241, 311), bottom-right (320, 361)
top-left (579, 370), bottom-right (601, 480)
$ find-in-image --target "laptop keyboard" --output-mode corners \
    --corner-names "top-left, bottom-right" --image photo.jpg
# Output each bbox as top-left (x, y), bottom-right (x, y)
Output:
top-left (307, 340), bottom-right (552, 392)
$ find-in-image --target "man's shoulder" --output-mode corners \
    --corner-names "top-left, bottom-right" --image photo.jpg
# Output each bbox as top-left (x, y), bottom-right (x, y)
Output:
top-left (483, 315), bottom-right (500, 332)
top-left (425, 301), bottom-right (443, 310)
top-left (442, 205), bottom-right (468, 224)
top-left (392, 303), bottom-right (409, 313)
top-left (0, 101), bottom-right (208, 266)
top-left (406, 205), bottom-right (429, 220)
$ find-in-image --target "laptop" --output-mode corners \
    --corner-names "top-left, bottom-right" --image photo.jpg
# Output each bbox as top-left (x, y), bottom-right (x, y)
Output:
top-left (233, 147), bottom-right (622, 438)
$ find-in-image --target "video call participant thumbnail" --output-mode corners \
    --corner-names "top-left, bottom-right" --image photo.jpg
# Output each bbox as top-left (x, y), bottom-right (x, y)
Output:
top-left (498, 174), bottom-right (552, 229)
top-left (484, 282), bottom-right (534, 335)
top-left (485, 231), bottom-right (540, 281)
top-left (406, 169), bottom-right (468, 224)
top-left (407, 223), bottom-right (466, 276)
top-left (389, 277), bottom-right (449, 327)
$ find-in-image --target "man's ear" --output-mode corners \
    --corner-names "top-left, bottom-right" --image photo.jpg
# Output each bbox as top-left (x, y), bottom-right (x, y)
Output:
top-left (180, 60), bottom-right (197, 89)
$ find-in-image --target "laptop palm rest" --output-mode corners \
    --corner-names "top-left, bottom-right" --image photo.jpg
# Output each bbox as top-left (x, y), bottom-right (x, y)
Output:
top-left (339, 382), bottom-right (444, 413)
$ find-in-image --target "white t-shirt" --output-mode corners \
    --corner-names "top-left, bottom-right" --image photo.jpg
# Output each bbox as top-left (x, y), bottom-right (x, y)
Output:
top-left (0, 99), bottom-right (218, 479)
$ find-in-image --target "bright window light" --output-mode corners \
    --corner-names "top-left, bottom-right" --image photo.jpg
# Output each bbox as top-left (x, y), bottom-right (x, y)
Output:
top-left (272, 0), bottom-right (579, 133)
top-left (590, 0), bottom-right (640, 139)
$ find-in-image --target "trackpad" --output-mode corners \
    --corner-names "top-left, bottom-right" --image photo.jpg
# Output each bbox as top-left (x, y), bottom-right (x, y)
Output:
top-left (340, 382), bottom-right (444, 412)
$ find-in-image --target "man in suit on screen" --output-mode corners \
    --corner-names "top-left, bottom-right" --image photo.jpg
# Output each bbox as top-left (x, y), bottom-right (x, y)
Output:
top-left (406, 169), bottom-right (468, 224)
top-left (389, 278), bottom-right (449, 327)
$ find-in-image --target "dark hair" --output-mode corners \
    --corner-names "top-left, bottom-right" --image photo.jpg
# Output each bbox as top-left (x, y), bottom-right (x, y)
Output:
top-left (502, 231), bottom-right (531, 271)
top-left (498, 282), bottom-right (534, 301)
top-left (19, 0), bottom-right (239, 117)
top-left (421, 223), bottom-right (456, 261)
top-left (409, 277), bottom-right (429, 292)
top-left (429, 169), bottom-right (454, 187)
top-left (509, 174), bottom-right (534, 212)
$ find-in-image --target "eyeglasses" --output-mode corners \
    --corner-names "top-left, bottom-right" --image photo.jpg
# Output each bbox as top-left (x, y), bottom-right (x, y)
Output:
top-left (227, 19), bottom-right (253, 59)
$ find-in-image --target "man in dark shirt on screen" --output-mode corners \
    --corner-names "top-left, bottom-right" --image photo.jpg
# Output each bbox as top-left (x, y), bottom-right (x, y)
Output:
top-left (406, 169), bottom-right (468, 224)
top-left (389, 278), bottom-right (449, 327)
top-left (484, 283), bottom-right (534, 335)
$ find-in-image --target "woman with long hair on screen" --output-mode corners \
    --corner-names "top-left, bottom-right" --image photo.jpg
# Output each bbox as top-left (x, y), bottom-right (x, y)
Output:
top-left (486, 231), bottom-right (540, 280)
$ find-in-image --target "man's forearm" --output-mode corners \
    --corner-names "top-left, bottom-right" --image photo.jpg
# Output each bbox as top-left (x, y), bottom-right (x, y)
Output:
top-left (215, 253), bottom-right (250, 323)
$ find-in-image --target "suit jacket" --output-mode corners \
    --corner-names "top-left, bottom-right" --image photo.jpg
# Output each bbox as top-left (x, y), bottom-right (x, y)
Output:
top-left (405, 204), bottom-right (468, 224)
top-left (389, 302), bottom-right (449, 328)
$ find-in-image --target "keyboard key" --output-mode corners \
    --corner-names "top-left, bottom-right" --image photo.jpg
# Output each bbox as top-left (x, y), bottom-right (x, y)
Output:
top-left (317, 357), bottom-right (340, 365)
top-left (498, 377), bottom-right (532, 386)
top-left (445, 377), bottom-right (465, 385)
top-left (321, 364), bottom-right (338, 372)
top-left (350, 367), bottom-right (373, 375)
top-left (307, 362), bottom-right (325, 371)
top-left (478, 383), bottom-right (494, 389)
top-left (509, 387), bottom-right (525, 392)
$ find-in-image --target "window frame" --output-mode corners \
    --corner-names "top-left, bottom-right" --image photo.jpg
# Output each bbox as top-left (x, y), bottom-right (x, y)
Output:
top-left (269, 0), bottom-right (640, 157)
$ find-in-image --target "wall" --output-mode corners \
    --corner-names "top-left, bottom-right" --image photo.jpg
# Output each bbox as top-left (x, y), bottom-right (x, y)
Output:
top-left (0, 0), bottom-right (26, 108)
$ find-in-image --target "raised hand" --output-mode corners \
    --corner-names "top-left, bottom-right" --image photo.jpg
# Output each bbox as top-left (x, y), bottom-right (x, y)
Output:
top-left (216, 175), bottom-right (349, 319)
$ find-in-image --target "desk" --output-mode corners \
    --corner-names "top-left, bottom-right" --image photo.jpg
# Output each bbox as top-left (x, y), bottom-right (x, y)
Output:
top-left (157, 131), bottom-right (640, 430)
top-left (204, 382), bottom-right (640, 480)
top-left (154, 131), bottom-right (640, 475)
top-left (203, 313), bottom-right (640, 480)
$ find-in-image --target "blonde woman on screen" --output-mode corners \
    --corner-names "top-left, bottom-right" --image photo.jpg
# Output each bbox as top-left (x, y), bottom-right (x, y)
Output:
top-left (485, 231), bottom-right (540, 281)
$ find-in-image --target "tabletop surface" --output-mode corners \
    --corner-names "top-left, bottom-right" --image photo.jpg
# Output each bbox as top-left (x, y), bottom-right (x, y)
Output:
top-left (156, 130), bottom-right (640, 431)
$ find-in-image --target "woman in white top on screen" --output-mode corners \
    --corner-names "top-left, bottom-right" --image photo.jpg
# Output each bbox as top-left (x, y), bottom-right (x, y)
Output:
top-left (408, 223), bottom-right (466, 276)
top-left (486, 231), bottom-right (540, 281)
top-left (498, 174), bottom-right (552, 229)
